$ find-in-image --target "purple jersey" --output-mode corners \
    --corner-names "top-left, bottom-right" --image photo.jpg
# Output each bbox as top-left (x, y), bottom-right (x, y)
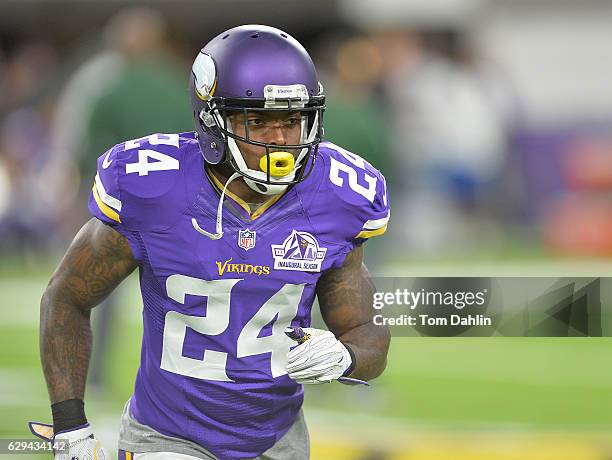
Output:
top-left (88, 132), bottom-right (389, 459)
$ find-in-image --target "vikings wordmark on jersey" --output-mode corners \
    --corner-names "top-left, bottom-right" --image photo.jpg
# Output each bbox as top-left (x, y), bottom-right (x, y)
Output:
top-left (89, 133), bottom-right (389, 459)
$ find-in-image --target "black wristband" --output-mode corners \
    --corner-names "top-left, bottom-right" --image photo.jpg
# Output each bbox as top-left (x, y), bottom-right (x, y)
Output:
top-left (51, 399), bottom-right (88, 434)
top-left (342, 343), bottom-right (357, 377)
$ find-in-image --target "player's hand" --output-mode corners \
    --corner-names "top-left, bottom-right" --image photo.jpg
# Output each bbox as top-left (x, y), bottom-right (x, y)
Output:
top-left (285, 327), bottom-right (352, 384)
top-left (29, 422), bottom-right (109, 460)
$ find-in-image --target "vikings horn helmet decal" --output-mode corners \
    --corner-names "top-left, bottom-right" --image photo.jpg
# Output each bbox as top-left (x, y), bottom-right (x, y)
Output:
top-left (189, 25), bottom-right (326, 195)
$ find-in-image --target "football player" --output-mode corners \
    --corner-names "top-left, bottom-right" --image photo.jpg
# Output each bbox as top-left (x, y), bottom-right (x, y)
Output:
top-left (32, 25), bottom-right (390, 460)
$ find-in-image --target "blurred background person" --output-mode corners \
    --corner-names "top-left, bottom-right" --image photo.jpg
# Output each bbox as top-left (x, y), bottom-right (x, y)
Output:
top-left (376, 29), bottom-right (520, 256)
top-left (45, 5), bottom-right (192, 231)
top-left (315, 33), bottom-right (391, 175)
top-left (43, 6), bottom-right (192, 393)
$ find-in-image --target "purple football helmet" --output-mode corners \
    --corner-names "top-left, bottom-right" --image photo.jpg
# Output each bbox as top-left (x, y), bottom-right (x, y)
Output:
top-left (189, 25), bottom-right (325, 195)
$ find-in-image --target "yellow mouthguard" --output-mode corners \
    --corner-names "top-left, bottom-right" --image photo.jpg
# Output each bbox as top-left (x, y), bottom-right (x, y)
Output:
top-left (259, 151), bottom-right (295, 177)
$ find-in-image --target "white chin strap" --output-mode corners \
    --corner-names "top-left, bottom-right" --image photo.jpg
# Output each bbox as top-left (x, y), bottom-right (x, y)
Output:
top-left (192, 171), bottom-right (241, 240)
top-left (219, 112), bottom-right (319, 196)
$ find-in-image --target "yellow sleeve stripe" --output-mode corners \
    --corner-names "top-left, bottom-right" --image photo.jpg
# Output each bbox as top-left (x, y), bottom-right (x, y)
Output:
top-left (95, 173), bottom-right (122, 211)
top-left (356, 224), bottom-right (387, 239)
top-left (363, 211), bottom-right (390, 231)
top-left (93, 184), bottom-right (121, 223)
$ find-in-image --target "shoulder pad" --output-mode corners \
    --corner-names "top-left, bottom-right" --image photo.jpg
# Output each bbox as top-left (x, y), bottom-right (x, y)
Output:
top-left (88, 132), bottom-right (202, 231)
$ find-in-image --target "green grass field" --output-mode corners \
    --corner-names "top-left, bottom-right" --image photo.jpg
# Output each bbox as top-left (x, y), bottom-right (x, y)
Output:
top-left (1, 258), bottom-right (611, 459)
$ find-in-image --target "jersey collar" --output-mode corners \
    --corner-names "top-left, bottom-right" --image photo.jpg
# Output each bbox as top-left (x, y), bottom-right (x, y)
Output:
top-left (206, 168), bottom-right (287, 221)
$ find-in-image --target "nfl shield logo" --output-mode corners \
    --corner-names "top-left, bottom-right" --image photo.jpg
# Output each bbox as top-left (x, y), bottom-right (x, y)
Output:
top-left (238, 228), bottom-right (256, 251)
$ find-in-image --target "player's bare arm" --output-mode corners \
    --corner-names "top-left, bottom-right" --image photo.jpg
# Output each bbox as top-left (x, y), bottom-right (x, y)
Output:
top-left (40, 218), bottom-right (138, 403)
top-left (316, 246), bottom-right (391, 381)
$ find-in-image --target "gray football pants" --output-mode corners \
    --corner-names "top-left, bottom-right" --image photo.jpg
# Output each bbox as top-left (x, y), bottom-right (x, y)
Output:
top-left (118, 401), bottom-right (310, 460)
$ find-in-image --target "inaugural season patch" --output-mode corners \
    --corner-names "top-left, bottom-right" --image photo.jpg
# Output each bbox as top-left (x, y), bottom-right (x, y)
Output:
top-left (271, 230), bottom-right (327, 272)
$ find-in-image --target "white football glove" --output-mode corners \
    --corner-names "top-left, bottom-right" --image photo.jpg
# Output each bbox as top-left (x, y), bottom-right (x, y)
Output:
top-left (286, 327), bottom-right (352, 384)
top-left (29, 422), bottom-right (109, 460)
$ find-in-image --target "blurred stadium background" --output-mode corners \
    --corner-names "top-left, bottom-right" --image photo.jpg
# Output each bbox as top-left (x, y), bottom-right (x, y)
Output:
top-left (1, 0), bottom-right (612, 458)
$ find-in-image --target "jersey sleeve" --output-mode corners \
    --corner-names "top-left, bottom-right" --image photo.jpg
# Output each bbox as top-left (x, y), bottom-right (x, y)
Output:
top-left (353, 169), bottom-right (389, 243)
top-left (89, 145), bottom-right (124, 226)
top-left (88, 132), bottom-right (202, 260)
top-left (308, 141), bottom-right (390, 251)
top-left (88, 142), bottom-right (144, 261)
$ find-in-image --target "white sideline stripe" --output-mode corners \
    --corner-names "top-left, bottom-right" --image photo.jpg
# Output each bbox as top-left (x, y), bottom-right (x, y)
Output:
top-left (305, 407), bottom-right (612, 437)
top-left (306, 407), bottom-right (525, 436)
top-left (387, 362), bottom-right (612, 390)
top-left (95, 173), bottom-right (122, 211)
top-left (381, 260), bottom-right (612, 277)
top-left (362, 211), bottom-right (389, 230)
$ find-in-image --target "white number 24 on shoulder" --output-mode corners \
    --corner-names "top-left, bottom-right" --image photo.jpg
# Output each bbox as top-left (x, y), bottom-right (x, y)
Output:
top-left (125, 133), bottom-right (180, 176)
top-left (328, 145), bottom-right (377, 203)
